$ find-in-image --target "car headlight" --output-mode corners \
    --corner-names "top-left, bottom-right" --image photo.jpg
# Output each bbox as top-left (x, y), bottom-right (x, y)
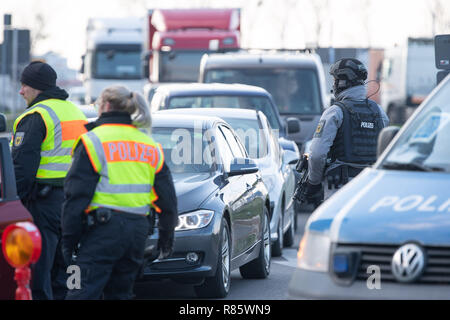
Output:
top-left (297, 231), bottom-right (331, 272)
top-left (175, 210), bottom-right (215, 231)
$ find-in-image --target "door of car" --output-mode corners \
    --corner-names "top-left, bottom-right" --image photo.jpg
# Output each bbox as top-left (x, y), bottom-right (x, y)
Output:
top-left (218, 125), bottom-right (261, 257)
top-left (265, 115), bottom-right (295, 231)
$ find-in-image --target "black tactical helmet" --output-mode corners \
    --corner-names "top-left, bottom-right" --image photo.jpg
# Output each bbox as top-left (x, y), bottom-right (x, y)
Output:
top-left (329, 58), bottom-right (368, 95)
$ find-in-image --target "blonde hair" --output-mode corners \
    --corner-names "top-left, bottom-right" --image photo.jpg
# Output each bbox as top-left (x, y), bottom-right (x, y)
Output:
top-left (97, 85), bottom-right (151, 128)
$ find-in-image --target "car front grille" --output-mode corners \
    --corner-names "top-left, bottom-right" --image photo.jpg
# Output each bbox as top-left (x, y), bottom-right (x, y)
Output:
top-left (335, 243), bottom-right (450, 285)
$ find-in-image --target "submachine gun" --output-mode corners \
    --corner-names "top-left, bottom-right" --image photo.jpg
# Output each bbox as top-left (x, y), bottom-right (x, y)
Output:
top-left (292, 154), bottom-right (323, 209)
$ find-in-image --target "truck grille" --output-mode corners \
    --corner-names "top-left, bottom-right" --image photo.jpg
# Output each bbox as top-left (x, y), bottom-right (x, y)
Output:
top-left (335, 243), bottom-right (450, 284)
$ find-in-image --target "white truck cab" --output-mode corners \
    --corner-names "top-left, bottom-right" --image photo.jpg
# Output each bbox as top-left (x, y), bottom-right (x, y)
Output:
top-left (81, 17), bottom-right (147, 104)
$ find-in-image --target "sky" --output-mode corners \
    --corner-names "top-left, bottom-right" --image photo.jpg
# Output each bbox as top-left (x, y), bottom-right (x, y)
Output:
top-left (1, 0), bottom-right (449, 69)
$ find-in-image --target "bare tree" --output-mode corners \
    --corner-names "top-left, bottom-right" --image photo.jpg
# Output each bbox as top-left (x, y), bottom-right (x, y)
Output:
top-left (30, 13), bottom-right (48, 54)
top-left (428, 0), bottom-right (450, 36)
top-left (309, 0), bottom-right (330, 47)
top-left (117, 0), bottom-right (147, 14)
top-left (279, 0), bottom-right (298, 48)
top-left (359, 0), bottom-right (373, 47)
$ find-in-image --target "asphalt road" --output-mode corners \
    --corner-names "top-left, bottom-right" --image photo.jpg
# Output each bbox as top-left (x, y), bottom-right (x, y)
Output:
top-left (134, 211), bottom-right (311, 300)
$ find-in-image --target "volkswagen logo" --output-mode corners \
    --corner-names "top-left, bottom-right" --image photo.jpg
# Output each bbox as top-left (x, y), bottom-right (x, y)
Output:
top-left (391, 243), bottom-right (426, 283)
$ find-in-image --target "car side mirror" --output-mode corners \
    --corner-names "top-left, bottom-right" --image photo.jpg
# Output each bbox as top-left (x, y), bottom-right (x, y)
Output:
top-left (377, 126), bottom-right (400, 158)
top-left (228, 158), bottom-right (259, 177)
top-left (283, 150), bottom-right (300, 165)
top-left (0, 113), bottom-right (7, 133)
top-left (286, 117), bottom-right (301, 134)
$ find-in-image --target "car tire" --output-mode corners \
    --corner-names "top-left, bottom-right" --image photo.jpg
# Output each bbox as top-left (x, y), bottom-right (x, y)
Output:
top-left (194, 217), bottom-right (231, 298)
top-left (239, 206), bottom-right (271, 279)
top-left (271, 210), bottom-right (283, 257)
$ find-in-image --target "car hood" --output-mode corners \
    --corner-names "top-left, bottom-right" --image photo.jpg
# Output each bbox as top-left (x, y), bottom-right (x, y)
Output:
top-left (172, 172), bottom-right (220, 213)
top-left (307, 168), bottom-right (450, 246)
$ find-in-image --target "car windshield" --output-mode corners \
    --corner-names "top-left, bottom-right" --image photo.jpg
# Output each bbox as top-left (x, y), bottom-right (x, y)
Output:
top-left (204, 68), bottom-right (322, 115)
top-left (220, 117), bottom-right (268, 159)
top-left (167, 95), bottom-right (280, 130)
top-left (381, 78), bottom-right (450, 173)
top-left (94, 47), bottom-right (142, 79)
top-left (152, 127), bottom-right (217, 174)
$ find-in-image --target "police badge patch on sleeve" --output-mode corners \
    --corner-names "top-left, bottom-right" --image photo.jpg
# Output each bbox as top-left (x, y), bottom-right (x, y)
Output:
top-left (314, 120), bottom-right (326, 138)
top-left (14, 132), bottom-right (25, 147)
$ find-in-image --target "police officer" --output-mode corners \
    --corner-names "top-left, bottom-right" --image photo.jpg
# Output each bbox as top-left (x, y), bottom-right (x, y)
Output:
top-left (12, 61), bottom-right (88, 299)
top-left (62, 86), bottom-right (178, 300)
top-left (303, 58), bottom-right (389, 203)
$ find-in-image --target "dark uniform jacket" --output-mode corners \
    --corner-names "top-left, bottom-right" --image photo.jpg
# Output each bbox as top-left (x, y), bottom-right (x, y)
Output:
top-left (61, 112), bottom-right (178, 260)
top-left (12, 87), bottom-right (70, 201)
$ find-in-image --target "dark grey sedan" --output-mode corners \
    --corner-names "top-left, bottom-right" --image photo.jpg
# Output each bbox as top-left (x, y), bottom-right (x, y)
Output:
top-left (157, 108), bottom-right (298, 258)
top-left (139, 114), bottom-right (271, 298)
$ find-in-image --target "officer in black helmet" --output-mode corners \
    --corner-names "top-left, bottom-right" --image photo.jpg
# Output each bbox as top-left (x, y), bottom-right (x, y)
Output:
top-left (301, 58), bottom-right (389, 203)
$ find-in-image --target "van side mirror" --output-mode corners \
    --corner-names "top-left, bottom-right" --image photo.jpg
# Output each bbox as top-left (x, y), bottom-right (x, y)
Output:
top-left (286, 117), bottom-right (301, 134)
top-left (377, 126), bottom-right (400, 158)
top-left (80, 55), bottom-right (85, 74)
top-left (0, 113), bottom-right (7, 133)
top-left (142, 51), bottom-right (152, 79)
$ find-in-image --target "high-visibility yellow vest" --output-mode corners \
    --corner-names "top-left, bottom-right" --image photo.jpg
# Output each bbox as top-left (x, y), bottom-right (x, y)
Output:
top-left (12, 99), bottom-right (88, 181)
top-left (77, 123), bottom-right (164, 216)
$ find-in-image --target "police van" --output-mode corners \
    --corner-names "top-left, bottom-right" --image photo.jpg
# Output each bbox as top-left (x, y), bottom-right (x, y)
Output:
top-left (288, 60), bottom-right (450, 299)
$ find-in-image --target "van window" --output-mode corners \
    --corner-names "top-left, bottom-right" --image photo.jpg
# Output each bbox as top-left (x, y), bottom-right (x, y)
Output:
top-left (204, 68), bottom-right (322, 115)
top-left (382, 79), bottom-right (450, 172)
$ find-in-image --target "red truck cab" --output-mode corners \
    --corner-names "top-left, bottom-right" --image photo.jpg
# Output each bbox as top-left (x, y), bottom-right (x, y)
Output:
top-left (146, 8), bottom-right (240, 83)
top-left (0, 115), bottom-right (41, 300)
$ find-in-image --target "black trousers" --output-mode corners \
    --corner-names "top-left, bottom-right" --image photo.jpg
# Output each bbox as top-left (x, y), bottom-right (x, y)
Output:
top-left (25, 186), bottom-right (67, 300)
top-left (65, 212), bottom-right (149, 300)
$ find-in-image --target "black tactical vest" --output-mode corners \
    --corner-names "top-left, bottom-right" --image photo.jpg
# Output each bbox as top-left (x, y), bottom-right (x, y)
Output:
top-left (329, 99), bottom-right (383, 164)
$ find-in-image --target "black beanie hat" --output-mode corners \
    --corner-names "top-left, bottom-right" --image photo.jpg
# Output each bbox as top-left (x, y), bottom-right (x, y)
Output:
top-left (20, 61), bottom-right (57, 91)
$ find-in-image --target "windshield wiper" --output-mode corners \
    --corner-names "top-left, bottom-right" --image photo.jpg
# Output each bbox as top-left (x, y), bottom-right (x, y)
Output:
top-left (382, 161), bottom-right (444, 172)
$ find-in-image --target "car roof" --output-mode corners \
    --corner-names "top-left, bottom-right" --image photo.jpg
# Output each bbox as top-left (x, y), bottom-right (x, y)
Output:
top-left (156, 108), bottom-right (259, 122)
top-left (152, 113), bottom-right (226, 130)
top-left (202, 51), bottom-right (321, 69)
top-left (154, 82), bottom-right (271, 97)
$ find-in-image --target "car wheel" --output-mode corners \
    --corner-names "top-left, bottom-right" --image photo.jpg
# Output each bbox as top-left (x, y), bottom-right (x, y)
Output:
top-left (283, 206), bottom-right (295, 247)
top-left (239, 206), bottom-right (271, 279)
top-left (194, 218), bottom-right (231, 298)
top-left (271, 210), bottom-right (283, 257)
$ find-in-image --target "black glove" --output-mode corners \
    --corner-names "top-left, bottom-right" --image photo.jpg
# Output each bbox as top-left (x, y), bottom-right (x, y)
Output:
top-left (157, 229), bottom-right (174, 260)
top-left (304, 181), bottom-right (324, 204)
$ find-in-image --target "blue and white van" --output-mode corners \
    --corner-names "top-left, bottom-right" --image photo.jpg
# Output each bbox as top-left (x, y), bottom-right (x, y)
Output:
top-left (289, 74), bottom-right (450, 299)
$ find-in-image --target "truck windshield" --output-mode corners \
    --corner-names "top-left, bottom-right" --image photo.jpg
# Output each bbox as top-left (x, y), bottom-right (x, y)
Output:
top-left (381, 77), bottom-right (450, 173)
top-left (159, 50), bottom-right (212, 82)
top-left (167, 95), bottom-right (280, 129)
top-left (94, 45), bottom-right (142, 80)
top-left (204, 68), bottom-right (322, 115)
